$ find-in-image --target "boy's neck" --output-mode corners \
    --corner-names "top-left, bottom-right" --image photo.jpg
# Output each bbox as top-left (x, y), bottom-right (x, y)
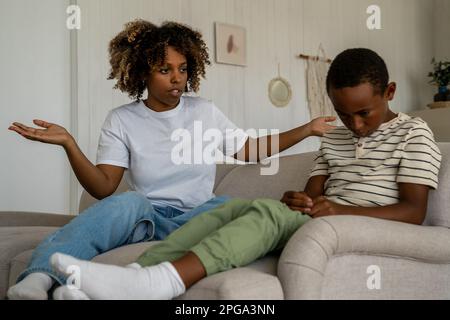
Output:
top-left (384, 109), bottom-right (397, 123)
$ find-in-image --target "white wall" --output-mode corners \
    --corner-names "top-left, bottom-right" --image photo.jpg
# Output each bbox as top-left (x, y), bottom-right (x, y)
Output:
top-left (0, 0), bottom-right (72, 214)
top-left (67, 0), bottom-right (448, 211)
top-left (76, 0), bottom-right (437, 166)
top-left (2, 0), bottom-right (448, 214)
top-left (434, 0), bottom-right (450, 61)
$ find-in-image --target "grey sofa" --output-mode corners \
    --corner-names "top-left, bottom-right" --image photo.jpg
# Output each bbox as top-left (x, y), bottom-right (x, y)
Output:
top-left (1, 143), bottom-right (449, 300)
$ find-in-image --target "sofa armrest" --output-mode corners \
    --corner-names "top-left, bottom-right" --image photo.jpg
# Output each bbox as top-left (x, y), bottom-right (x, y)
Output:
top-left (278, 215), bottom-right (450, 299)
top-left (0, 211), bottom-right (75, 227)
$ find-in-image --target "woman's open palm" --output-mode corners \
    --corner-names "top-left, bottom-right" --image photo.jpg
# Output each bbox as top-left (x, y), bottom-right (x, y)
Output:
top-left (8, 120), bottom-right (73, 147)
top-left (308, 116), bottom-right (337, 137)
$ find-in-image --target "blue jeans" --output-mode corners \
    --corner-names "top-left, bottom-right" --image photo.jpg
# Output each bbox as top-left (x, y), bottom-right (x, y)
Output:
top-left (17, 191), bottom-right (230, 285)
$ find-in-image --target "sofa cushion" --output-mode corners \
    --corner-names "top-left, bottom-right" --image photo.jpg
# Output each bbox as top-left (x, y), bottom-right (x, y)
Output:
top-left (92, 242), bottom-right (158, 265)
top-left (0, 212), bottom-right (74, 227)
top-left (1, 226), bottom-right (58, 300)
top-left (9, 242), bottom-right (282, 300)
top-left (8, 242), bottom-right (157, 291)
top-left (320, 255), bottom-right (450, 299)
top-left (9, 249), bottom-right (33, 290)
top-left (214, 152), bottom-right (316, 200)
top-left (93, 243), bottom-right (283, 300)
top-left (178, 254), bottom-right (283, 300)
top-left (424, 143), bottom-right (450, 228)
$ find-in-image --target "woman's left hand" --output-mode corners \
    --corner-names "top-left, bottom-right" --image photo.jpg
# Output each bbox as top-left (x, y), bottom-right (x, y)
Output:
top-left (307, 116), bottom-right (337, 137)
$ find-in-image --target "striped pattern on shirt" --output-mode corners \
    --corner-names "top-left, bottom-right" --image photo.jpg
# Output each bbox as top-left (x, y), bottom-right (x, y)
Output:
top-left (310, 112), bottom-right (442, 207)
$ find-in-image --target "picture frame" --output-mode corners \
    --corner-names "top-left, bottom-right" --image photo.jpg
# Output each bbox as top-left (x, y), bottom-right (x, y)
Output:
top-left (214, 22), bottom-right (246, 67)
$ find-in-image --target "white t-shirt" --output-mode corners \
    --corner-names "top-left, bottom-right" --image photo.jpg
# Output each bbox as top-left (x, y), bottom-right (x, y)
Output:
top-left (96, 96), bottom-right (248, 211)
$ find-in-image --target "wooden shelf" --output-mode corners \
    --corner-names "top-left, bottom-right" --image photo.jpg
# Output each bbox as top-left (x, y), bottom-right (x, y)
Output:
top-left (427, 101), bottom-right (450, 109)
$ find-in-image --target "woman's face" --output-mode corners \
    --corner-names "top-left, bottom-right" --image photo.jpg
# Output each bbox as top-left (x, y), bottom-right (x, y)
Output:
top-left (145, 46), bottom-right (188, 112)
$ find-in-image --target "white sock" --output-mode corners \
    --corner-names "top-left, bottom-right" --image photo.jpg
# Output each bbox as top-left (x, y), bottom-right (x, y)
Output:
top-left (7, 273), bottom-right (54, 300)
top-left (50, 253), bottom-right (185, 300)
top-left (126, 263), bottom-right (142, 270)
top-left (52, 286), bottom-right (90, 300)
top-left (52, 263), bottom-right (143, 300)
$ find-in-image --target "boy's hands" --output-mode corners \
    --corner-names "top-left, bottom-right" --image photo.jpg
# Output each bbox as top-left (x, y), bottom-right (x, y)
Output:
top-left (281, 192), bottom-right (343, 218)
top-left (280, 191), bottom-right (314, 214)
top-left (308, 196), bottom-right (343, 218)
top-left (8, 120), bottom-right (75, 148)
top-left (307, 116), bottom-right (337, 137)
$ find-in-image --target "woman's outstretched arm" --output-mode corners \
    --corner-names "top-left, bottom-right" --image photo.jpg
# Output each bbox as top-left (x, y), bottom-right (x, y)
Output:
top-left (9, 120), bottom-right (124, 199)
top-left (233, 116), bottom-right (336, 163)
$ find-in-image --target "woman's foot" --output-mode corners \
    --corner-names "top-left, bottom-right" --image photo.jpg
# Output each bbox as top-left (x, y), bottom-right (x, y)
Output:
top-left (7, 273), bottom-right (54, 300)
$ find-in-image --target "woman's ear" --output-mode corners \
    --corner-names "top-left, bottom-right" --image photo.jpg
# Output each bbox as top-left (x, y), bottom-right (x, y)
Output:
top-left (385, 82), bottom-right (396, 101)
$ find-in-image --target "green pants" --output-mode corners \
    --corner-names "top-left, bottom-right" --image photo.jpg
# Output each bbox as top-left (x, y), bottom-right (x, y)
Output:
top-left (135, 198), bottom-right (311, 275)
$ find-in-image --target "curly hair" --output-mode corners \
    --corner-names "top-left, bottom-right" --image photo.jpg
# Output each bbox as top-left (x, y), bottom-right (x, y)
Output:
top-left (326, 48), bottom-right (389, 96)
top-left (108, 20), bottom-right (210, 100)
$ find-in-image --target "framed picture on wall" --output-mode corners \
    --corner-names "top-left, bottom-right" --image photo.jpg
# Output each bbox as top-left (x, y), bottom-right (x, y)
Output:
top-left (214, 22), bottom-right (246, 67)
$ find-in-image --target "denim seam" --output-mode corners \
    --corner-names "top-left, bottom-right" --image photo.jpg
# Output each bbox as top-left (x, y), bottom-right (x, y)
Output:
top-left (128, 218), bottom-right (155, 243)
top-left (17, 267), bottom-right (66, 286)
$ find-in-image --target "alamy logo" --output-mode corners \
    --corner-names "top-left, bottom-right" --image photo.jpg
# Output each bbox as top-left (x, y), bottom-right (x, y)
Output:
top-left (366, 265), bottom-right (381, 290)
top-left (170, 121), bottom-right (280, 175)
top-left (366, 5), bottom-right (382, 30)
top-left (66, 265), bottom-right (81, 290)
top-left (66, 5), bottom-right (81, 30)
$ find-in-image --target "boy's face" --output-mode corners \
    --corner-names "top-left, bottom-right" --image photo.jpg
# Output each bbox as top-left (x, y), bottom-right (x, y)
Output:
top-left (328, 82), bottom-right (397, 137)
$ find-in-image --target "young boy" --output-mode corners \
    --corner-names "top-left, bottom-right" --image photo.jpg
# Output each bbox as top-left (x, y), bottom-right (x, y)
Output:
top-left (48, 48), bottom-right (442, 300)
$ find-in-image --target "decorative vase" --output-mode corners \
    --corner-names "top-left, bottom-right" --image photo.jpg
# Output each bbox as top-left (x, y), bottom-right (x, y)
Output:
top-left (434, 86), bottom-right (449, 102)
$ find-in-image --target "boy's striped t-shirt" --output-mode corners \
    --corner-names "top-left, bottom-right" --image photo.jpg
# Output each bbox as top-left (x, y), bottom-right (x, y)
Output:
top-left (310, 112), bottom-right (442, 207)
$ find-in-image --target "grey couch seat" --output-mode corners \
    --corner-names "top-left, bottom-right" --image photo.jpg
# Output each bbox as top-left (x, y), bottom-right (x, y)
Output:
top-left (7, 237), bottom-right (283, 300)
top-left (1, 143), bottom-right (449, 300)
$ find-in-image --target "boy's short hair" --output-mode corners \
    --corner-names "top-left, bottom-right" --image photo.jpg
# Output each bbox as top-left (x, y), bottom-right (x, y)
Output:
top-left (326, 48), bottom-right (389, 95)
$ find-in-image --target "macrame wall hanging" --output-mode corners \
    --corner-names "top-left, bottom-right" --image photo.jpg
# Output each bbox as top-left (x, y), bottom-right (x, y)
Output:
top-left (299, 44), bottom-right (337, 124)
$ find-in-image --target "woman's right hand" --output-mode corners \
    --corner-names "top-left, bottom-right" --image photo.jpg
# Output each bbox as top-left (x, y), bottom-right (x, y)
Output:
top-left (9, 119), bottom-right (124, 199)
top-left (8, 120), bottom-right (74, 148)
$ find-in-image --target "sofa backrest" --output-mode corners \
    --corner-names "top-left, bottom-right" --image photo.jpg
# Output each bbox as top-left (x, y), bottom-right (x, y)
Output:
top-left (78, 143), bottom-right (449, 228)
top-left (78, 152), bottom-right (316, 212)
top-left (213, 152), bottom-right (316, 200)
top-left (423, 142), bottom-right (450, 228)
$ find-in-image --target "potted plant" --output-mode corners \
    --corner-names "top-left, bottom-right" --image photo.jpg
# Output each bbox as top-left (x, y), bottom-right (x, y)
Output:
top-left (428, 58), bottom-right (450, 102)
